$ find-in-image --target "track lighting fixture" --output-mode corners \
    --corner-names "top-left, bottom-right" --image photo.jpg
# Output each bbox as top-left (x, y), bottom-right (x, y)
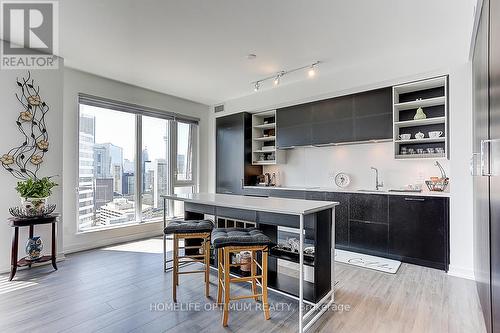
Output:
top-left (251, 61), bottom-right (320, 92)
top-left (273, 72), bottom-right (284, 86)
top-left (308, 63), bottom-right (316, 77)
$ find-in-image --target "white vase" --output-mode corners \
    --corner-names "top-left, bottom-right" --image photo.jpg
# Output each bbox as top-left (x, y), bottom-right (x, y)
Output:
top-left (414, 107), bottom-right (427, 120)
top-left (21, 197), bottom-right (48, 215)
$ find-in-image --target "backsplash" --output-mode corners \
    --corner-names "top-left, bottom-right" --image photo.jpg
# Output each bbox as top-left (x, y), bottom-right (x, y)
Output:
top-left (262, 141), bottom-right (450, 191)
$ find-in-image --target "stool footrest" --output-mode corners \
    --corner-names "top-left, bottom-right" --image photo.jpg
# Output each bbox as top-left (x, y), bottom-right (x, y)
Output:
top-left (230, 275), bottom-right (262, 283)
top-left (231, 294), bottom-right (263, 301)
top-left (178, 270), bottom-right (206, 275)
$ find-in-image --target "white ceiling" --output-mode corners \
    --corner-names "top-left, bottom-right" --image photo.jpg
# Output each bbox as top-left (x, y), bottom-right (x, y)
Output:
top-left (60, 0), bottom-right (476, 105)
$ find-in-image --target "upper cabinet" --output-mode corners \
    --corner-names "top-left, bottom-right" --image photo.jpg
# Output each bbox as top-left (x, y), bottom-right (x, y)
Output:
top-left (276, 87), bottom-right (393, 148)
top-left (311, 95), bottom-right (355, 145)
top-left (276, 104), bottom-right (313, 148)
top-left (354, 88), bottom-right (393, 141)
top-left (393, 76), bottom-right (449, 159)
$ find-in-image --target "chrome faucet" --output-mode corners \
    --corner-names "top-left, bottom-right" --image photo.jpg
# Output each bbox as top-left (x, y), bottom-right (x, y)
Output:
top-left (371, 167), bottom-right (384, 191)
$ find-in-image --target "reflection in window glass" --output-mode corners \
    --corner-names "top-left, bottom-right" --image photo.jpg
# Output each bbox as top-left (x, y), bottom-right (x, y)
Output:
top-left (78, 105), bottom-right (136, 231)
top-left (173, 186), bottom-right (195, 217)
top-left (177, 122), bottom-right (193, 181)
top-left (142, 116), bottom-right (170, 221)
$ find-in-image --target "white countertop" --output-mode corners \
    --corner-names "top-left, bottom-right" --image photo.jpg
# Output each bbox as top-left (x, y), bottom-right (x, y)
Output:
top-left (162, 192), bottom-right (339, 215)
top-left (244, 185), bottom-right (450, 197)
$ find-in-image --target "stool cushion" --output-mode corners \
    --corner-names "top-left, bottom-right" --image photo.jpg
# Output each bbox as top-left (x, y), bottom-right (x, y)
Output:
top-left (164, 219), bottom-right (214, 234)
top-left (211, 228), bottom-right (272, 249)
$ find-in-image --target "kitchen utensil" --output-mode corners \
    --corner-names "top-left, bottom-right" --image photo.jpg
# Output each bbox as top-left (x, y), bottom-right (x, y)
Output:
top-left (427, 148), bottom-right (435, 154)
top-left (400, 147), bottom-right (408, 155)
top-left (408, 148), bottom-right (416, 154)
top-left (428, 131), bottom-right (443, 138)
top-left (416, 148), bottom-right (424, 154)
top-left (415, 132), bottom-right (425, 139)
top-left (399, 134), bottom-right (411, 140)
top-left (436, 147), bottom-right (444, 154)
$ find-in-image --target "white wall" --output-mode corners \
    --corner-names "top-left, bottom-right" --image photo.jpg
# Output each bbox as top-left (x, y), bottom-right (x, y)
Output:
top-left (210, 62), bottom-right (474, 279)
top-left (0, 65), bottom-right (64, 273)
top-left (63, 68), bottom-right (210, 253)
top-left (262, 143), bottom-right (449, 191)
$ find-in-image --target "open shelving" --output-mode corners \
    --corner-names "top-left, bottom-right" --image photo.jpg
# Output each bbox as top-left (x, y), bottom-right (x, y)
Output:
top-left (251, 110), bottom-right (285, 165)
top-left (393, 76), bottom-right (449, 159)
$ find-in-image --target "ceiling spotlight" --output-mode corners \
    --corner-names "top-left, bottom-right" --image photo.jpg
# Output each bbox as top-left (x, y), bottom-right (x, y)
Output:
top-left (274, 72), bottom-right (283, 86)
top-left (308, 64), bottom-right (316, 77)
top-left (247, 53), bottom-right (257, 60)
top-left (254, 81), bottom-right (261, 92)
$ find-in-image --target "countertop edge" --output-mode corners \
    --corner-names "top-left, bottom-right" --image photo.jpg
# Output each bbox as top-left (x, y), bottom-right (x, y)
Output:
top-left (243, 186), bottom-right (451, 197)
top-left (161, 194), bottom-right (339, 215)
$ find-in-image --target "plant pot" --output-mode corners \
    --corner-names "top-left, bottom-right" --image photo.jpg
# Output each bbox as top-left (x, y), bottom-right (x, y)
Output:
top-left (21, 197), bottom-right (48, 215)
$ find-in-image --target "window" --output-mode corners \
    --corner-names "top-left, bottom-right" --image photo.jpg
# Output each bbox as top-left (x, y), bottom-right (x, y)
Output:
top-left (78, 95), bottom-right (199, 231)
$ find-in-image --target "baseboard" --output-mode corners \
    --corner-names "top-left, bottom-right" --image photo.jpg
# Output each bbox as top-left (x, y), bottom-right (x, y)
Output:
top-left (447, 265), bottom-right (475, 280)
top-left (63, 230), bottom-right (163, 254)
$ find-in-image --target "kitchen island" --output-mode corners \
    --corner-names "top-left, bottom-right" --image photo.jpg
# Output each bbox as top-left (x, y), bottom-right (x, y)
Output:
top-left (162, 193), bottom-right (339, 333)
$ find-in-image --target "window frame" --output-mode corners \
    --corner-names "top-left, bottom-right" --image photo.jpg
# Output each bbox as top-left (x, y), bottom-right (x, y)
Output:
top-left (77, 94), bottom-right (199, 232)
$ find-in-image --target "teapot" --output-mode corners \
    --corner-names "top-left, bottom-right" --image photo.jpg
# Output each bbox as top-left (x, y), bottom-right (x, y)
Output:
top-left (415, 132), bottom-right (425, 140)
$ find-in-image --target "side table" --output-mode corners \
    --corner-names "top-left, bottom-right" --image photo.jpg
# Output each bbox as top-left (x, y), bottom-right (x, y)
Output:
top-left (7, 214), bottom-right (59, 281)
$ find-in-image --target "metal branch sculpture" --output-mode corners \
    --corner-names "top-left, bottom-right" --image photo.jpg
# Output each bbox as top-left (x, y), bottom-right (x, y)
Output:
top-left (1, 71), bottom-right (49, 180)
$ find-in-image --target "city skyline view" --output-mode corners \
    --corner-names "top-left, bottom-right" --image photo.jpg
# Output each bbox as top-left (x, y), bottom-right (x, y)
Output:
top-left (78, 104), bottom-right (193, 230)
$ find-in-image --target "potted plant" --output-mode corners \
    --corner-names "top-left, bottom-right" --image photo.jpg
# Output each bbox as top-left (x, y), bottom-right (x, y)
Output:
top-left (15, 177), bottom-right (58, 215)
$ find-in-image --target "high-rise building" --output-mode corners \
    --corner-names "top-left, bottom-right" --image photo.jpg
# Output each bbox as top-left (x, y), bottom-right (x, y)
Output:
top-left (94, 178), bottom-right (113, 209)
top-left (78, 113), bottom-right (96, 230)
top-left (154, 159), bottom-right (169, 209)
top-left (94, 143), bottom-right (123, 194)
top-left (122, 172), bottom-right (134, 196)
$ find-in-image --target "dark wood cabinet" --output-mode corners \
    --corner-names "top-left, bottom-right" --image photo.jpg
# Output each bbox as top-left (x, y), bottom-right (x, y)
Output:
top-left (276, 104), bottom-right (312, 148)
top-left (353, 88), bottom-right (393, 141)
top-left (325, 192), bottom-right (349, 247)
top-left (245, 187), bottom-right (449, 270)
top-left (349, 193), bottom-right (388, 224)
top-left (348, 193), bottom-right (389, 255)
top-left (276, 87), bottom-right (392, 148)
top-left (311, 96), bottom-right (355, 144)
top-left (216, 113), bottom-right (261, 195)
top-left (388, 196), bottom-right (448, 270)
top-left (269, 189), bottom-right (306, 199)
top-left (349, 220), bottom-right (388, 254)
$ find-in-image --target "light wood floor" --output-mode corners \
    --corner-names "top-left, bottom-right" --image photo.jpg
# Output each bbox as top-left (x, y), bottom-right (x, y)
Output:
top-left (0, 238), bottom-right (486, 333)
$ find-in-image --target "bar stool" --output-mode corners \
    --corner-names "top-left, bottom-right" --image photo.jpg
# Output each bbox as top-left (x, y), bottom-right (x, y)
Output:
top-left (164, 219), bottom-right (214, 302)
top-left (211, 228), bottom-right (273, 327)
